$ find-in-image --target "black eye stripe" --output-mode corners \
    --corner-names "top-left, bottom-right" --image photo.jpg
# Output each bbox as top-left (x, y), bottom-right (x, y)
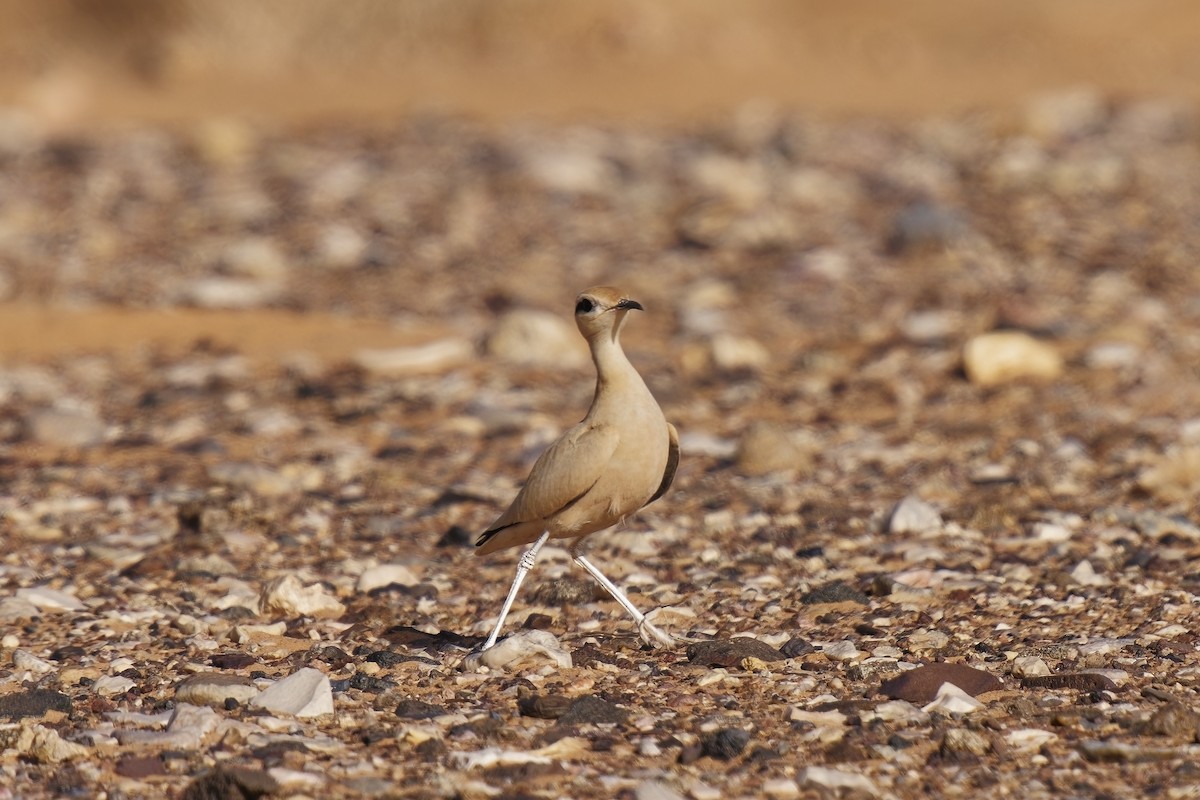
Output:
top-left (575, 298), bottom-right (595, 314)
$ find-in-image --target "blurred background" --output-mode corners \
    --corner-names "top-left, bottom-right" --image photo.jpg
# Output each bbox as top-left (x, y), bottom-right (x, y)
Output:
top-left (3, 0), bottom-right (1200, 128)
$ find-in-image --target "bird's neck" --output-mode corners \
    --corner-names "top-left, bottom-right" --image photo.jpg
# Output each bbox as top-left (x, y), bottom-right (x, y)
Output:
top-left (587, 331), bottom-right (643, 405)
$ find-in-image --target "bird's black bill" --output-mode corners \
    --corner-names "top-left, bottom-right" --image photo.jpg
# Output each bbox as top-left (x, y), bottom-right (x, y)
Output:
top-left (616, 298), bottom-right (644, 311)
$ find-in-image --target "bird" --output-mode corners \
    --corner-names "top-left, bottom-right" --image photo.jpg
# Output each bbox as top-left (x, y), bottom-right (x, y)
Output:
top-left (475, 286), bottom-right (680, 651)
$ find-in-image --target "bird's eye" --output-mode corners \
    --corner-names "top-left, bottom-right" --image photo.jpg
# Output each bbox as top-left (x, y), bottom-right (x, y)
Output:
top-left (575, 298), bottom-right (595, 314)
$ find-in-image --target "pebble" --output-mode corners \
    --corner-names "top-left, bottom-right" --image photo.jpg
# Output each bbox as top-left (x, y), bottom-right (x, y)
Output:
top-left (797, 766), bottom-right (878, 797)
top-left (12, 649), bottom-right (55, 675)
top-left (250, 668), bottom-right (335, 718)
top-left (881, 663), bottom-right (1001, 704)
top-left (114, 703), bottom-right (219, 748)
top-left (710, 333), bottom-right (771, 373)
top-left (14, 586), bottom-right (85, 612)
top-left (485, 309), bottom-right (587, 368)
top-left (1079, 740), bottom-right (1180, 763)
top-left (180, 766), bottom-right (280, 799)
top-left (1011, 656), bottom-right (1052, 678)
top-left (801, 580), bottom-right (869, 605)
top-left (182, 277), bottom-right (282, 309)
top-left (0, 689), bottom-right (72, 720)
top-left (1137, 702), bottom-right (1200, 739)
top-left (461, 630), bottom-right (573, 671)
top-left (356, 563), bottom-right (421, 593)
top-left (558, 696), bottom-right (629, 726)
top-left (26, 408), bottom-right (106, 447)
top-left (940, 727), bottom-right (992, 757)
top-left (686, 638), bottom-right (787, 667)
top-left (1138, 446), bottom-right (1200, 503)
top-left (735, 422), bottom-right (811, 476)
top-left (1021, 672), bottom-right (1117, 692)
top-left (887, 495), bottom-right (942, 534)
top-left (700, 727), bottom-right (750, 760)
top-left (92, 676), bottom-right (136, 696)
top-left (822, 641), bottom-right (861, 662)
top-left (924, 683), bottom-right (986, 715)
top-left (353, 339), bottom-right (473, 375)
top-left (175, 673), bottom-right (260, 707)
top-left (1069, 559), bottom-right (1110, 587)
top-left (260, 575), bottom-right (346, 619)
top-left (963, 331), bottom-right (1063, 386)
top-left (634, 780), bottom-right (687, 800)
top-left (0, 723), bottom-right (89, 763)
top-left (1006, 728), bottom-right (1057, 751)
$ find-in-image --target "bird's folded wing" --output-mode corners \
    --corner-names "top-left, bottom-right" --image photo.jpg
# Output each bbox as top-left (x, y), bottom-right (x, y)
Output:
top-left (646, 421), bottom-right (679, 506)
top-left (488, 423), bottom-right (620, 530)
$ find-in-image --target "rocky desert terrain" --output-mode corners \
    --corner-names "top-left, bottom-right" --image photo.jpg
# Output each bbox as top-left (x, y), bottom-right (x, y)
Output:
top-left (2, 3), bottom-right (1200, 799)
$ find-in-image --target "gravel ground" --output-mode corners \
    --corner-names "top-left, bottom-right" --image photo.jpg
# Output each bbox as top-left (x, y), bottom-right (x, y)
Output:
top-left (2, 90), bottom-right (1200, 798)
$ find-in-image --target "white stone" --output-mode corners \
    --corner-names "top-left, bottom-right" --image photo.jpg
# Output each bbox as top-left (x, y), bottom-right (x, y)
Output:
top-left (1011, 656), bottom-right (1052, 678)
top-left (1033, 522), bottom-right (1072, 542)
top-left (250, 667), bottom-right (334, 718)
top-left (1007, 728), bottom-right (1057, 751)
top-left (182, 277), bottom-right (281, 309)
top-left (12, 649), bottom-right (54, 675)
top-left (113, 704), bottom-right (220, 748)
top-left (355, 563), bottom-right (420, 593)
top-left (93, 676), bottom-right (136, 696)
top-left (0, 723), bottom-right (89, 763)
top-left (260, 574), bottom-right (346, 619)
top-left (963, 331), bottom-right (1063, 386)
top-left (354, 339), bottom-right (473, 375)
top-left (462, 630), bottom-right (573, 671)
top-left (710, 333), bottom-right (770, 372)
top-left (1070, 560), bottom-right (1110, 587)
top-left (15, 586), bottom-right (85, 612)
top-left (822, 641), bottom-right (861, 662)
top-left (798, 766), bottom-right (878, 796)
top-left (762, 778), bottom-right (801, 799)
top-left (887, 495), bottom-right (942, 534)
top-left (634, 780), bottom-right (687, 800)
top-left (922, 682), bottom-right (985, 715)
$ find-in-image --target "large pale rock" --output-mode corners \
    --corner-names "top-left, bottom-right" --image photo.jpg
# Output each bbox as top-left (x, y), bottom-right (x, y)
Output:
top-left (355, 563), bottom-right (420, 593)
top-left (0, 723), bottom-right (88, 763)
top-left (260, 575), bottom-right (346, 619)
top-left (485, 309), bottom-right (587, 368)
top-left (250, 667), bottom-right (334, 718)
top-left (963, 331), bottom-right (1063, 386)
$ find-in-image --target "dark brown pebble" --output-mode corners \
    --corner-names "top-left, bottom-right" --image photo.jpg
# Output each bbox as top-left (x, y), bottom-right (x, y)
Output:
top-left (1021, 673), bottom-right (1117, 692)
top-left (686, 638), bottom-right (787, 667)
top-left (701, 728), bottom-right (751, 760)
top-left (880, 663), bottom-right (1002, 703)
top-left (209, 653), bottom-right (256, 670)
top-left (801, 580), bottom-right (869, 605)
top-left (396, 698), bottom-right (448, 720)
top-left (0, 689), bottom-right (73, 720)
top-left (780, 637), bottom-right (815, 658)
top-left (558, 695), bottom-right (628, 726)
top-left (518, 692), bottom-right (572, 720)
top-left (179, 766), bottom-right (278, 800)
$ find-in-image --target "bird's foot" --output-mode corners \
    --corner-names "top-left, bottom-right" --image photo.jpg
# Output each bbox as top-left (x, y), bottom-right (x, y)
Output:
top-left (638, 619), bottom-right (678, 649)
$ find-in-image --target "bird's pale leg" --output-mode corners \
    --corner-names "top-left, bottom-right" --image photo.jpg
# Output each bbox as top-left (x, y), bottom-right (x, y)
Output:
top-left (481, 531), bottom-right (550, 651)
top-left (572, 550), bottom-right (676, 648)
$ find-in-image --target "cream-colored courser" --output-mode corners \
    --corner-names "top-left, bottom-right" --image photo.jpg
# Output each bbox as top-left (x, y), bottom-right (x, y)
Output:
top-left (476, 286), bottom-right (680, 650)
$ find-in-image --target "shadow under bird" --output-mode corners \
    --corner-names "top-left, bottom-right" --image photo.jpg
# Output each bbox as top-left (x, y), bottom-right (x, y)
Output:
top-left (475, 286), bottom-right (680, 650)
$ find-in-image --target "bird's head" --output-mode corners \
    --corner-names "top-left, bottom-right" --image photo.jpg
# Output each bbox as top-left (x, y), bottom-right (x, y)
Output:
top-left (574, 286), bottom-right (643, 341)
